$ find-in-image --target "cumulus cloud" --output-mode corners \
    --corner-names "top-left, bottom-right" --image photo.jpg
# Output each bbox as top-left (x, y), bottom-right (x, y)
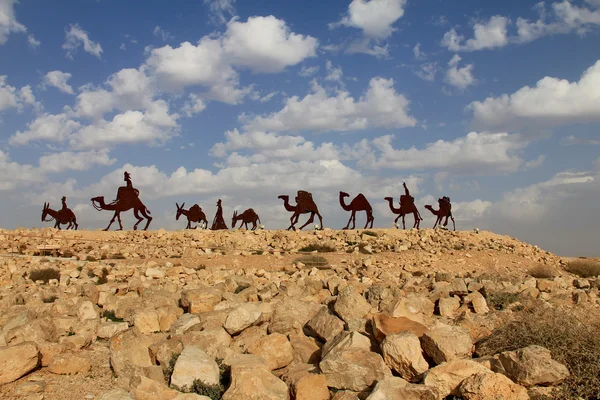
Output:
top-left (445, 55), bottom-right (476, 89)
top-left (413, 42), bottom-right (426, 60)
top-left (0, 149), bottom-right (42, 191)
top-left (441, 16), bottom-right (510, 52)
top-left (27, 34), bottom-right (40, 48)
top-left (62, 23), bottom-right (103, 59)
top-left (10, 113), bottom-right (82, 145)
top-left (0, 76), bottom-right (41, 113)
top-left (0, 0), bottom-right (26, 45)
top-left (43, 71), bottom-right (74, 94)
top-left (325, 60), bottom-right (344, 84)
top-left (243, 77), bottom-right (416, 133)
top-left (469, 59), bottom-right (600, 129)
top-left (299, 65), bottom-right (319, 77)
top-left (357, 131), bottom-right (535, 174)
top-left (331, 0), bottom-right (407, 39)
top-left (38, 150), bottom-right (116, 173)
top-left (415, 62), bottom-right (438, 82)
top-left (182, 93), bottom-right (207, 117)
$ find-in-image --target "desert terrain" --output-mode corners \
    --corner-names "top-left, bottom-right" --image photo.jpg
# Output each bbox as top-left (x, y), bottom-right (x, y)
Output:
top-left (0, 227), bottom-right (598, 400)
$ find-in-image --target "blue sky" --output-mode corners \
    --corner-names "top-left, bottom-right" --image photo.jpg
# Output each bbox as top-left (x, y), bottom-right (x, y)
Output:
top-left (1, 0), bottom-right (599, 256)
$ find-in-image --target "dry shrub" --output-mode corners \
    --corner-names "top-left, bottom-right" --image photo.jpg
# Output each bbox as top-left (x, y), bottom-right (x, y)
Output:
top-left (476, 301), bottom-right (600, 399)
top-left (293, 255), bottom-right (328, 268)
top-left (565, 259), bottom-right (600, 278)
top-left (484, 291), bottom-right (521, 311)
top-left (29, 268), bottom-right (60, 284)
top-left (299, 243), bottom-right (336, 253)
top-left (529, 264), bottom-right (556, 279)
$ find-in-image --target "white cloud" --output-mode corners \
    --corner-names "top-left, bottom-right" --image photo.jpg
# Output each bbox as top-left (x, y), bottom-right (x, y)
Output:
top-left (10, 113), bottom-right (82, 145)
top-left (0, 76), bottom-right (41, 113)
top-left (204, 0), bottom-right (236, 24)
top-left (0, 149), bottom-right (42, 191)
top-left (153, 26), bottom-right (174, 42)
top-left (27, 34), bottom-right (40, 48)
top-left (359, 131), bottom-right (533, 174)
top-left (445, 55), bottom-right (476, 89)
top-left (299, 65), bottom-right (319, 77)
top-left (325, 60), bottom-right (344, 84)
top-left (332, 0), bottom-right (407, 39)
top-left (244, 77), bottom-right (417, 133)
top-left (469, 59), bottom-right (600, 129)
top-left (257, 91), bottom-right (278, 103)
top-left (442, 16), bottom-right (510, 52)
top-left (413, 42), bottom-right (426, 60)
top-left (0, 0), bottom-right (26, 45)
top-left (44, 71), bottom-right (74, 94)
top-left (62, 23), bottom-right (103, 59)
top-left (345, 38), bottom-right (389, 58)
top-left (222, 16), bottom-right (318, 73)
top-left (38, 150), bottom-right (116, 173)
top-left (182, 93), bottom-right (207, 116)
top-left (415, 62), bottom-right (438, 82)
top-left (452, 199), bottom-right (493, 221)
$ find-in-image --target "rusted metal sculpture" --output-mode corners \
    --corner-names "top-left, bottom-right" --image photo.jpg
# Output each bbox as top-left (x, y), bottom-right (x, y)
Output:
top-left (210, 199), bottom-right (228, 230)
top-left (384, 182), bottom-right (422, 229)
top-left (278, 190), bottom-right (323, 231)
top-left (425, 196), bottom-right (455, 230)
top-left (42, 197), bottom-right (78, 230)
top-left (339, 191), bottom-right (374, 229)
top-left (90, 171), bottom-right (152, 231)
top-left (176, 202), bottom-right (208, 229)
top-left (231, 208), bottom-right (261, 230)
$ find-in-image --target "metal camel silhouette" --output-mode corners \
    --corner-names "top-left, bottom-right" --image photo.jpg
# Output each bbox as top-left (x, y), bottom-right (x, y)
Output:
top-left (384, 182), bottom-right (422, 229)
top-left (176, 202), bottom-right (208, 229)
top-left (425, 196), bottom-right (455, 230)
top-left (90, 171), bottom-right (152, 231)
top-left (278, 190), bottom-right (323, 231)
top-left (339, 191), bottom-right (374, 229)
top-left (42, 197), bottom-right (78, 230)
top-left (232, 208), bottom-right (261, 230)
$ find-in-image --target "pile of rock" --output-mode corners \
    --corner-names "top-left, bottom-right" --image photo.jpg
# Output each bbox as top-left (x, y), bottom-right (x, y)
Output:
top-left (0, 248), bottom-right (582, 399)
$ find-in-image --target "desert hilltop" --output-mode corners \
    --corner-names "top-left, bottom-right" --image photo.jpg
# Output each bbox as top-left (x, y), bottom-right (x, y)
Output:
top-left (0, 227), bottom-right (598, 399)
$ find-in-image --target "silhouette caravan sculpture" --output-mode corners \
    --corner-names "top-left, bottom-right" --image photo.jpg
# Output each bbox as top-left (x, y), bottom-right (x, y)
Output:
top-left (278, 190), bottom-right (323, 231)
top-left (42, 197), bottom-right (78, 230)
top-left (90, 171), bottom-right (152, 231)
top-left (176, 202), bottom-right (208, 229)
top-left (231, 208), bottom-right (261, 230)
top-left (339, 191), bottom-right (374, 229)
top-left (211, 199), bottom-right (228, 230)
top-left (425, 196), bottom-right (455, 231)
top-left (384, 182), bottom-right (422, 229)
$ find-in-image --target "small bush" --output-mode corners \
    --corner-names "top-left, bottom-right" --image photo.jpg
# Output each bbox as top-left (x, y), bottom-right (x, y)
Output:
top-left (190, 358), bottom-right (230, 400)
top-left (363, 230), bottom-right (377, 237)
top-left (299, 243), bottom-right (336, 253)
top-left (103, 310), bottom-right (123, 322)
top-left (62, 250), bottom-right (74, 258)
top-left (29, 268), bottom-right (60, 284)
top-left (476, 302), bottom-right (600, 400)
top-left (529, 264), bottom-right (555, 279)
top-left (86, 255), bottom-right (98, 262)
top-left (111, 253), bottom-right (126, 260)
top-left (97, 267), bottom-right (109, 285)
top-left (485, 291), bottom-right (520, 311)
top-left (42, 295), bottom-right (58, 303)
top-left (565, 260), bottom-right (600, 278)
top-left (293, 255), bottom-right (328, 268)
top-left (164, 352), bottom-right (180, 384)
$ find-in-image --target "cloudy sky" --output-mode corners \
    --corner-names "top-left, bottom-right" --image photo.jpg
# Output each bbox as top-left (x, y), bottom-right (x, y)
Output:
top-left (1, 0), bottom-right (599, 256)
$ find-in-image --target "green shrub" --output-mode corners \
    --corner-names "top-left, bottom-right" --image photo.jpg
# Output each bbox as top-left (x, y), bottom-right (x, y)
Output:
top-left (476, 302), bottom-right (600, 399)
top-left (103, 310), bottom-right (123, 322)
top-left (29, 268), bottom-right (60, 284)
top-left (164, 352), bottom-right (180, 384)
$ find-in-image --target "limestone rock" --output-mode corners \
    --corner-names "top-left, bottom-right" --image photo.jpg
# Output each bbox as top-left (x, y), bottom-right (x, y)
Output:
top-left (289, 333), bottom-right (321, 364)
top-left (180, 288), bottom-right (222, 314)
top-left (169, 313), bottom-right (200, 335)
top-left (178, 328), bottom-right (231, 358)
top-left (320, 348), bottom-right (392, 391)
top-left (269, 298), bottom-right (321, 335)
top-left (48, 353), bottom-right (92, 375)
top-left (321, 331), bottom-right (371, 360)
top-left (438, 297), bottom-right (460, 317)
top-left (334, 286), bottom-right (372, 323)
top-left (305, 306), bottom-right (345, 342)
top-left (109, 330), bottom-right (167, 385)
top-left (381, 332), bottom-right (429, 382)
top-left (98, 321), bottom-right (129, 339)
top-left (97, 389), bottom-right (134, 400)
top-left (497, 345), bottom-right (569, 387)
top-left (0, 342), bottom-right (40, 384)
top-left (247, 333), bottom-right (294, 370)
top-left (421, 323), bottom-right (473, 364)
top-left (77, 300), bottom-right (100, 321)
top-left (423, 359), bottom-right (490, 398)
top-left (366, 377), bottom-right (440, 400)
top-left (459, 371), bottom-right (530, 400)
top-left (170, 346), bottom-right (219, 392)
top-left (133, 309), bottom-right (161, 335)
top-left (464, 292), bottom-right (490, 314)
top-left (222, 359), bottom-right (289, 400)
top-left (224, 303), bottom-right (262, 335)
top-left (372, 313), bottom-right (428, 343)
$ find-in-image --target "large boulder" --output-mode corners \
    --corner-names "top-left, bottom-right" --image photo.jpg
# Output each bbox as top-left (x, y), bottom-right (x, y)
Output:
top-left (366, 377), bottom-right (440, 400)
top-left (320, 348), bottom-right (392, 391)
top-left (423, 359), bottom-right (490, 398)
top-left (222, 356), bottom-right (289, 400)
top-left (459, 371), bottom-right (530, 400)
top-left (247, 333), bottom-right (294, 371)
top-left (0, 342), bottom-right (40, 384)
top-left (334, 286), bottom-right (372, 323)
top-left (223, 303), bottom-right (262, 335)
top-left (170, 346), bottom-right (219, 392)
top-left (381, 332), bottom-right (430, 382)
top-left (48, 353), bottom-right (92, 375)
top-left (305, 306), bottom-right (345, 342)
top-left (420, 323), bottom-right (473, 364)
top-left (371, 313), bottom-right (428, 343)
top-left (268, 299), bottom-right (321, 335)
top-left (497, 345), bottom-right (569, 387)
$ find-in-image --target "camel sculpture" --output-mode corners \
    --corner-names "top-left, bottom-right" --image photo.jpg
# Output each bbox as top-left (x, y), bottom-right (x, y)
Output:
top-left (211, 199), bottom-right (228, 230)
top-left (232, 208), bottom-right (261, 230)
top-left (41, 201), bottom-right (78, 230)
top-left (384, 182), bottom-right (422, 229)
top-left (339, 191), bottom-right (374, 229)
top-left (278, 190), bottom-right (323, 231)
top-left (90, 171), bottom-right (152, 231)
top-left (425, 197), bottom-right (455, 230)
top-left (176, 202), bottom-right (207, 229)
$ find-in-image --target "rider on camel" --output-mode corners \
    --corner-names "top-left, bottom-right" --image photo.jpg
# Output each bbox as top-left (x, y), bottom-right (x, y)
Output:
top-left (400, 182), bottom-right (413, 206)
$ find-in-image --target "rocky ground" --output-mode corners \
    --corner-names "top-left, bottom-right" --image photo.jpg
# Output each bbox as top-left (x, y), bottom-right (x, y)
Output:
top-left (0, 227), bottom-right (597, 400)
